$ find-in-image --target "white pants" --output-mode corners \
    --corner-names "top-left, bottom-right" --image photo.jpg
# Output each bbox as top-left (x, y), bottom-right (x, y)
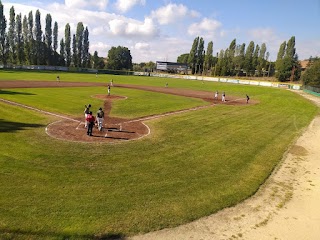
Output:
top-left (97, 117), bottom-right (104, 130)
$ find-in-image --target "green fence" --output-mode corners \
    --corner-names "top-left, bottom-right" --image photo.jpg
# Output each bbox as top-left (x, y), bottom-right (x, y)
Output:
top-left (304, 85), bottom-right (320, 96)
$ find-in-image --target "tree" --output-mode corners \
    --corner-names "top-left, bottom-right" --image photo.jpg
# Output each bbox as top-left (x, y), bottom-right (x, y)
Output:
top-left (244, 41), bottom-right (255, 76)
top-left (215, 49), bottom-right (225, 76)
top-left (285, 36), bottom-right (296, 59)
top-left (59, 38), bottom-right (65, 66)
top-left (92, 51), bottom-right (105, 69)
top-left (275, 36), bottom-right (300, 82)
top-left (196, 37), bottom-right (205, 74)
top-left (258, 43), bottom-right (267, 76)
top-left (177, 53), bottom-right (189, 64)
top-left (53, 21), bottom-right (58, 52)
top-left (276, 41), bottom-right (286, 61)
top-left (203, 41), bottom-right (213, 75)
top-left (34, 9), bottom-right (42, 65)
top-left (301, 58), bottom-right (320, 87)
top-left (252, 44), bottom-right (260, 76)
top-left (227, 39), bottom-right (236, 75)
top-left (106, 46), bottom-right (132, 70)
top-left (72, 33), bottom-right (76, 66)
top-left (188, 36), bottom-right (199, 74)
top-left (45, 13), bottom-right (52, 65)
top-left (27, 11), bottom-right (34, 64)
top-left (82, 26), bottom-right (89, 68)
top-left (8, 6), bottom-right (16, 64)
top-left (65, 23), bottom-right (71, 67)
top-left (234, 43), bottom-right (245, 76)
top-left (0, 0), bottom-right (8, 64)
top-left (75, 22), bottom-right (84, 67)
top-left (45, 14), bottom-right (52, 50)
top-left (15, 13), bottom-right (23, 64)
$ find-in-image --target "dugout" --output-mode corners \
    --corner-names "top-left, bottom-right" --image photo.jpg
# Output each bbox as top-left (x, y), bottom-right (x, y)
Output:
top-left (156, 61), bottom-right (188, 74)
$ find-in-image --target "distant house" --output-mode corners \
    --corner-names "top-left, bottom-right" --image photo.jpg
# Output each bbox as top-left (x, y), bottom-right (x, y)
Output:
top-left (300, 60), bottom-right (310, 71)
top-left (156, 61), bottom-right (188, 74)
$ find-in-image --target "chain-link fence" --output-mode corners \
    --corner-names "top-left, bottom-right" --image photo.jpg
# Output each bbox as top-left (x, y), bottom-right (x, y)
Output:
top-left (304, 85), bottom-right (320, 93)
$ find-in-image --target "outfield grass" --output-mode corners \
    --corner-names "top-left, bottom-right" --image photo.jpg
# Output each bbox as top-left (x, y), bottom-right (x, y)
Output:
top-left (0, 71), bottom-right (319, 239)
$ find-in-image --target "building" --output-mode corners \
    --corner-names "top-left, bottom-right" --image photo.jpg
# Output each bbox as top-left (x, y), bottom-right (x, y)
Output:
top-left (156, 61), bottom-right (188, 74)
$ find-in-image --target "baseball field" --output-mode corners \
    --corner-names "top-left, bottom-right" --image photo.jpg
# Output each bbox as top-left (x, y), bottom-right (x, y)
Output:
top-left (0, 70), bottom-right (318, 239)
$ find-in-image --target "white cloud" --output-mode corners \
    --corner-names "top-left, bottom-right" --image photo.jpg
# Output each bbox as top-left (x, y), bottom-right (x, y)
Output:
top-left (114, 0), bottom-right (146, 13)
top-left (65, 0), bottom-right (108, 10)
top-left (248, 28), bottom-right (278, 44)
top-left (136, 37), bottom-right (190, 63)
top-left (151, 3), bottom-right (196, 25)
top-left (295, 39), bottom-right (320, 60)
top-left (134, 42), bottom-right (150, 50)
top-left (90, 42), bottom-right (111, 56)
top-left (247, 27), bottom-right (283, 60)
top-left (108, 17), bottom-right (158, 39)
top-left (188, 18), bottom-right (222, 37)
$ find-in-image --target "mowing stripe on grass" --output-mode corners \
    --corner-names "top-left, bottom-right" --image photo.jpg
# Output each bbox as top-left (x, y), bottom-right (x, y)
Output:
top-left (0, 98), bottom-right (79, 122)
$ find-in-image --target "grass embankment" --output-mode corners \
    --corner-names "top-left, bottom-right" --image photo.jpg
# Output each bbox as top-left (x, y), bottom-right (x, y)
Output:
top-left (0, 71), bottom-right (318, 239)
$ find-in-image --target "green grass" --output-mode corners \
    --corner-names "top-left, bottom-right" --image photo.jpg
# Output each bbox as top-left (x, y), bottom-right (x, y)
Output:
top-left (0, 87), bottom-right (208, 119)
top-left (0, 71), bottom-right (319, 239)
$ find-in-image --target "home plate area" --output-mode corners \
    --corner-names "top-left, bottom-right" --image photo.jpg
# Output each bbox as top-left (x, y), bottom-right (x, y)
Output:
top-left (46, 118), bottom-right (149, 143)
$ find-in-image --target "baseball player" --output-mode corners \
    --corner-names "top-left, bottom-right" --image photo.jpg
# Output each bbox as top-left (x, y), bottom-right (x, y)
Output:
top-left (86, 111), bottom-right (95, 136)
top-left (96, 107), bottom-right (105, 131)
top-left (214, 90), bottom-right (218, 100)
top-left (84, 104), bottom-right (91, 128)
top-left (222, 92), bottom-right (226, 102)
top-left (107, 85), bottom-right (111, 96)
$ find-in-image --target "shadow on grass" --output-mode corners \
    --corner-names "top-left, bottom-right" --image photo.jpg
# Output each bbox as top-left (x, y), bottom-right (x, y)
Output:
top-left (0, 228), bottom-right (126, 240)
top-left (0, 90), bottom-right (36, 95)
top-left (0, 119), bottom-right (45, 133)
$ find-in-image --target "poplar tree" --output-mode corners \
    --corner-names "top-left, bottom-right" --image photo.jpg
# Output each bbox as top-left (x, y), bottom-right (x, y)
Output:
top-left (276, 41), bottom-right (286, 60)
top-left (203, 41), bottom-right (213, 75)
top-left (16, 13), bottom-right (24, 64)
top-left (34, 9), bottom-right (42, 65)
top-left (8, 6), bottom-right (16, 63)
top-left (252, 44), bottom-right (260, 75)
top-left (0, 0), bottom-right (7, 64)
top-left (65, 23), bottom-right (71, 67)
top-left (75, 22), bottom-right (84, 67)
top-left (228, 39), bottom-right (236, 75)
top-left (27, 11), bottom-right (34, 64)
top-left (285, 36), bottom-right (296, 59)
top-left (258, 43), bottom-right (267, 76)
top-left (82, 26), bottom-right (89, 68)
top-left (59, 38), bottom-right (65, 65)
top-left (44, 14), bottom-right (52, 64)
top-left (53, 21), bottom-right (58, 52)
top-left (244, 41), bottom-right (255, 76)
top-left (22, 15), bottom-right (28, 63)
top-left (196, 37), bottom-right (205, 74)
top-left (276, 36), bottom-right (300, 81)
top-left (188, 36), bottom-right (199, 74)
top-left (72, 33), bottom-right (76, 66)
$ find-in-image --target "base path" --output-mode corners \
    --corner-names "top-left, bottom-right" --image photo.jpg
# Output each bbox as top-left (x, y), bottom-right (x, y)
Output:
top-left (130, 91), bottom-right (320, 240)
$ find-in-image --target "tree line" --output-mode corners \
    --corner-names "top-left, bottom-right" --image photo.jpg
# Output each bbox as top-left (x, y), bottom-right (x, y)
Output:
top-left (178, 36), bottom-right (302, 82)
top-left (0, 1), bottom-right (96, 68)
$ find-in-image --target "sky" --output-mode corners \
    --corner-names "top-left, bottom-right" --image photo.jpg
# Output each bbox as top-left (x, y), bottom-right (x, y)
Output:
top-left (2, 0), bottom-right (320, 63)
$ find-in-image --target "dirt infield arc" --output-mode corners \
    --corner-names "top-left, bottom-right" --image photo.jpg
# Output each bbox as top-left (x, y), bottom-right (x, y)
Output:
top-left (0, 81), bottom-right (254, 143)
